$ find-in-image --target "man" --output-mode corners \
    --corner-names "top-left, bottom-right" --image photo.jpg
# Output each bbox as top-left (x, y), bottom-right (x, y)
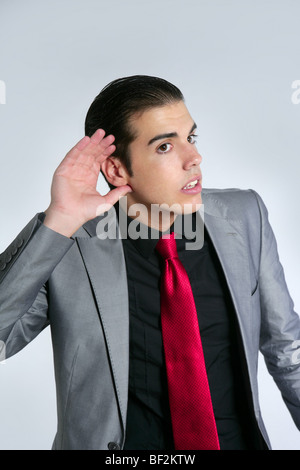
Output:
top-left (0, 75), bottom-right (299, 450)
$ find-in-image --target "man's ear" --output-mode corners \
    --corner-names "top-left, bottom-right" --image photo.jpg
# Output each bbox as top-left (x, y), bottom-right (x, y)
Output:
top-left (101, 156), bottom-right (130, 187)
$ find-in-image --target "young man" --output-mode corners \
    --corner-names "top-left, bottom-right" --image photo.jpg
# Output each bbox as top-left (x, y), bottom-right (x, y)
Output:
top-left (0, 76), bottom-right (299, 450)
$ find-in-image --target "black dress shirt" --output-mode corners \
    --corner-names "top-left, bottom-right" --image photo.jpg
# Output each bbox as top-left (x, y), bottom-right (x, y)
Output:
top-left (116, 206), bottom-right (262, 450)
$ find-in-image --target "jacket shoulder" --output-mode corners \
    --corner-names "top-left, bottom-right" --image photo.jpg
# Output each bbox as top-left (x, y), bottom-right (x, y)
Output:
top-left (202, 187), bottom-right (258, 203)
top-left (202, 188), bottom-right (264, 221)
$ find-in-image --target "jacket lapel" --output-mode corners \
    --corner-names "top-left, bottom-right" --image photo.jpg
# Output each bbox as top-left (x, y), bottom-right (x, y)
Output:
top-left (74, 208), bottom-right (129, 431)
top-left (202, 195), bottom-right (254, 356)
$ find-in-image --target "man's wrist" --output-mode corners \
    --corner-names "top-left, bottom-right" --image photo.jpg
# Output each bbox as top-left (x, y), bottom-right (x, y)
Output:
top-left (43, 207), bottom-right (83, 238)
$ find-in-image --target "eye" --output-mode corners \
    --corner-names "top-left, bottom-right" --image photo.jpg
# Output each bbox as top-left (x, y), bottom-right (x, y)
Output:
top-left (157, 142), bottom-right (172, 154)
top-left (187, 134), bottom-right (198, 144)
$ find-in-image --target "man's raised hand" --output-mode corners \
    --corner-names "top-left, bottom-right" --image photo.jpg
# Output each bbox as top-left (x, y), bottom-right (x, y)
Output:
top-left (44, 129), bottom-right (132, 237)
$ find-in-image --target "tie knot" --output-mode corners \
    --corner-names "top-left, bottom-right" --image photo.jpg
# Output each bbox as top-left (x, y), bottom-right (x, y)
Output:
top-left (156, 232), bottom-right (178, 260)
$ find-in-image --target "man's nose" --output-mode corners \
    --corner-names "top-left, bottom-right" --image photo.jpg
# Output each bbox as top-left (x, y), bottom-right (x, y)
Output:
top-left (182, 147), bottom-right (202, 170)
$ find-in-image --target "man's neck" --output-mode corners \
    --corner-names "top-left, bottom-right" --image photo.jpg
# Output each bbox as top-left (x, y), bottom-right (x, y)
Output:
top-left (118, 196), bottom-right (177, 233)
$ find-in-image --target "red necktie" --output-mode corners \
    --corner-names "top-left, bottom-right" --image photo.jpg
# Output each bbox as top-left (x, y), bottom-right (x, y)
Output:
top-left (156, 232), bottom-right (220, 450)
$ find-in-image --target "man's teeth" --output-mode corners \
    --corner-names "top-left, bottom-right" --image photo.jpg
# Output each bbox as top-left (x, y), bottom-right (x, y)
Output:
top-left (184, 180), bottom-right (198, 189)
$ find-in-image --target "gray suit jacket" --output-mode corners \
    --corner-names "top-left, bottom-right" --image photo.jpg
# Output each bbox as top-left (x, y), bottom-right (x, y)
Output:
top-left (0, 188), bottom-right (300, 450)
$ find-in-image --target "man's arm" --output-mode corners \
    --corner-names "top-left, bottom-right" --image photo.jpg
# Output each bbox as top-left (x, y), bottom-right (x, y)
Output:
top-left (0, 214), bottom-right (74, 357)
top-left (253, 191), bottom-right (300, 429)
top-left (0, 129), bottom-right (132, 357)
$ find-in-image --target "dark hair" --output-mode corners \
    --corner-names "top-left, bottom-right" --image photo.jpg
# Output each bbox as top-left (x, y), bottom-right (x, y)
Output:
top-left (85, 75), bottom-right (184, 188)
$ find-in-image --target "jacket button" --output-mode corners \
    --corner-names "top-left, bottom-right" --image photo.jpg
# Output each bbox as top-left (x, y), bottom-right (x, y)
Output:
top-left (11, 245), bottom-right (18, 255)
top-left (0, 262), bottom-right (6, 271)
top-left (107, 441), bottom-right (120, 450)
top-left (16, 238), bottom-right (24, 248)
top-left (5, 253), bottom-right (12, 264)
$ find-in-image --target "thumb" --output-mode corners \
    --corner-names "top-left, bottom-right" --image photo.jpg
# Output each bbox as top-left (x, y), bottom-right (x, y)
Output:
top-left (95, 185), bottom-right (132, 216)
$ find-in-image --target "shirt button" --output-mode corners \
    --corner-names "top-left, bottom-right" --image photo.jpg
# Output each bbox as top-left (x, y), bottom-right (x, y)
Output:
top-left (107, 441), bottom-right (120, 450)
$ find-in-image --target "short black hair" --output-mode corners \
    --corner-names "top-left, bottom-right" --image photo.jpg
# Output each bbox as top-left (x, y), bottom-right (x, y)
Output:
top-left (85, 75), bottom-right (184, 188)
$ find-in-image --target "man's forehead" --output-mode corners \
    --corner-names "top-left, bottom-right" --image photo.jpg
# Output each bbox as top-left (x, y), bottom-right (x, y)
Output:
top-left (130, 101), bottom-right (194, 139)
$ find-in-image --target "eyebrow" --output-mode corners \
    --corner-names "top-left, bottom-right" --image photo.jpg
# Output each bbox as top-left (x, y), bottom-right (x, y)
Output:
top-left (147, 122), bottom-right (197, 146)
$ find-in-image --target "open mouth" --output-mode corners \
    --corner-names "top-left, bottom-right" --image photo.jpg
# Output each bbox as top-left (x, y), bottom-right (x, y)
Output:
top-left (180, 176), bottom-right (202, 195)
top-left (183, 179), bottom-right (199, 190)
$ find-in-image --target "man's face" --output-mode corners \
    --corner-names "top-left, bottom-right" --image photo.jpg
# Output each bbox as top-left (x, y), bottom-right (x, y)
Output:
top-left (123, 100), bottom-right (202, 228)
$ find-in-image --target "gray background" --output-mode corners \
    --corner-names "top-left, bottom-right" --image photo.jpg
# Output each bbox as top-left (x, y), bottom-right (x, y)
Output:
top-left (0, 0), bottom-right (299, 450)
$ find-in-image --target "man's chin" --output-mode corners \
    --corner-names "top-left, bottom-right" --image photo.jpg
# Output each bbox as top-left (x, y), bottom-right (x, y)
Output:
top-left (182, 201), bottom-right (203, 215)
top-left (118, 196), bottom-right (203, 231)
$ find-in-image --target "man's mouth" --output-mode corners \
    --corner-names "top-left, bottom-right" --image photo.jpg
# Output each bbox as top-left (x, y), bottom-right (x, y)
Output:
top-left (183, 179), bottom-right (199, 190)
top-left (180, 176), bottom-right (202, 195)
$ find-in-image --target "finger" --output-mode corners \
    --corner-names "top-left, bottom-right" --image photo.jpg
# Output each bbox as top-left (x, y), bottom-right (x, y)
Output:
top-left (98, 143), bottom-right (116, 159)
top-left (86, 132), bottom-right (116, 159)
top-left (95, 185), bottom-right (133, 215)
top-left (97, 133), bottom-right (115, 149)
top-left (62, 136), bottom-right (91, 165)
top-left (90, 128), bottom-right (106, 144)
top-left (73, 130), bottom-right (109, 153)
top-left (90, 129), bottom-right (115, 150)
top-left (65, 131), bottom-right (115, 165)
top-left (74, 135), bottom-right (91, 152)
top-left (105, 185), bottom-right (133, 205)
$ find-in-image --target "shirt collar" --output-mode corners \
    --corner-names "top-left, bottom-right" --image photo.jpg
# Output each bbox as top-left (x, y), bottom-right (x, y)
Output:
top-left (115, 202), bottom-right (198, 259)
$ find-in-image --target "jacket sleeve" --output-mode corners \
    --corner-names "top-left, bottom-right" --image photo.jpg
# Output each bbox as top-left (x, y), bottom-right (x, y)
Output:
top-left (0, 213), bottom-right (74, 358)
top-left (252, 190), bottom-right (300, 430)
